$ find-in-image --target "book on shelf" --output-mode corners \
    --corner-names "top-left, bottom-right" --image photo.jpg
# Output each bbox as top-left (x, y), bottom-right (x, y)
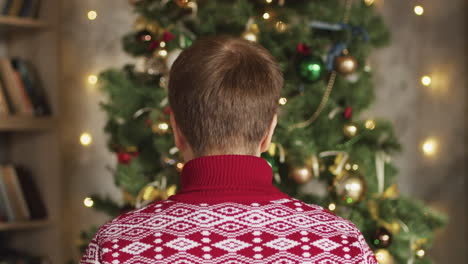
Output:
top-left (0, 57), bottom-right (50, 116)
top-left (1, 0), bottom-right (40, 18)
top-left (0, 165), bottom-right (47, 223)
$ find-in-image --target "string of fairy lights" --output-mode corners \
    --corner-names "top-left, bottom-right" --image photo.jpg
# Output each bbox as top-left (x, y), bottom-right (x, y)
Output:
top-left (79, 0), bottom-right (439, 213)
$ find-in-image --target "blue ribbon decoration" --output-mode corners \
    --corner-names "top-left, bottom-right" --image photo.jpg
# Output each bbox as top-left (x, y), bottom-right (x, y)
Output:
top-left (326, 42), bottom-right (347, 71)
top-left (309, 21), bottom-right (369, 71)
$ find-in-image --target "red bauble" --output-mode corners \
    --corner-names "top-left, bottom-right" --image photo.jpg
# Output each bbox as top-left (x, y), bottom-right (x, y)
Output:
top-left (118, 152), bottom-right (133, 164)
top-left (164, 106), bottom-right (171, 115)
top-left (162, 31), bottom-right (175, 42)
top-left (297, 43), bottom-right (311, 56)
top-left (145, 119), bottom-right (153, 127)
top-left (148, 40), bottom-right (160, 51)
top-left (344, 107), bottom-right (353, 119)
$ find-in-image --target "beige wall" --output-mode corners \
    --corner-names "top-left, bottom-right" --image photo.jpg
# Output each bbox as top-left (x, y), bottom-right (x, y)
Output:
top-left (60, 0), bottom-right (467, 262)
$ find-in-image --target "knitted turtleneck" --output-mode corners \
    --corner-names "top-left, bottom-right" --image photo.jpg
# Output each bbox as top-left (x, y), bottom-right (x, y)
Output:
top-left (169, 154), bottom-right (289, 203)
top-left (81, 154), bottom-right (377, 264)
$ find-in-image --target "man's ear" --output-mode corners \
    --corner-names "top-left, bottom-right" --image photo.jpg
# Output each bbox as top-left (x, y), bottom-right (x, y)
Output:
top-left (260, 113), bottom-right (278, 153)
top-left (170, 112), bottom-right (187, 152)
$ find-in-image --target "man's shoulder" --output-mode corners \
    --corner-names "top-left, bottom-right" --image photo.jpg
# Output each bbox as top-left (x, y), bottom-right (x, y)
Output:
top-left (96, 197), bottom-right (361, 239)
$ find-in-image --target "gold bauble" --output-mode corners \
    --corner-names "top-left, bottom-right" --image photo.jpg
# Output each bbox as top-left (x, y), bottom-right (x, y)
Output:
top-left (374, 249), bottom-right (394, 264)
top-left (343, 123), bottom-right (358, 138)
top-left (289, 166), bottom-right (313, 184)
top-left (134, 16), bottom-right (148, 31)
top-left (136, 183), bottom-right (178, 208)
top-left (146, 22), bottom-right (161, 35)
top-left (335, 172), bottom-right (367, 204)
top-left (275, 21), bottom-right (288, 33)
top-left (335, 55), bottom-right (358, 75)
top-left (135, 16), bottom-right (161, 35)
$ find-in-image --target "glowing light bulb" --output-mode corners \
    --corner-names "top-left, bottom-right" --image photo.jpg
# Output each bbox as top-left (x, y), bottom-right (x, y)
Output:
top-left (364, 0), bottom-right (374, 6)
top-left (158, 49), bottom-right (168, 58)
top-left (328, 203), bottom-right (336, 211)
top-left (83, 197), bottom-right (94, 207)
top-left (262, 12), bottom-right (271, 20)
top-left (278, 97), bottom-right (287, 105)
top-left (416, 249), bottom-right (426, 258)
top-left (158, 122), bottom-right (169, 131)
top-left (87, 10), bottom-right (98, 20)
top-left (176, 162), bottom-right (184, 172)
top-left (365, 119), bottom-right (376, 130)
top-left (265, 0), bottom-right (273, 3)
top-left (345, 163), bottom-right (352, 170)
top-left (414, 5), bottom-right (424, 16)
top-left (352, 164), bottom-right (359, 171)
top-left (160, 41), bottom-right (166, 48)
top-left (88, 75), bottom-right (98, 85)
top-left (422, 138), bottom-right (438, 156)
top-left (80, 132), bottom-right (93, 146)
top-left (421, 75), bottom-right (432, 86)
top-left (242, 31), bottom-right (257, 42)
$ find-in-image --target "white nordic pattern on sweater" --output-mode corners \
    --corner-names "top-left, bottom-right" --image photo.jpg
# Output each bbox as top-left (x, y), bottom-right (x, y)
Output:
top-left (81, 198), bottom-right (377, 264)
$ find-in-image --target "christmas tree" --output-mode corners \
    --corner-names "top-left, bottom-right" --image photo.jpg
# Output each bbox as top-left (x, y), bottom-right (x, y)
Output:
top-left (79, 0), bottom-right (446, 263)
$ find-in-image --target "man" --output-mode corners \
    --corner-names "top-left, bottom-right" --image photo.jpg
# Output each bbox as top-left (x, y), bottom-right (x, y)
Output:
top-left (80, 36), bottom-right (377, 264)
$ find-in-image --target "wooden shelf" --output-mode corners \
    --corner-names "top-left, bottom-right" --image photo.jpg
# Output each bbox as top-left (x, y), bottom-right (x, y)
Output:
top-left (0, 16), bottom-right (46, 29)
top-left (0, 219), bottom-right (50, 232)
top-left (0, 116), bottom-right (56, 131)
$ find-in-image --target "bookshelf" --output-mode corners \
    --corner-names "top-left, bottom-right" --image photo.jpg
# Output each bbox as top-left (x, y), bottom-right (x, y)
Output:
top-left (0, 219), bottom-right (51, 232)
top-left (0, 16), bottom-right (47, 29)
top-left (0, 116), bottom-right (56, 131)
top-left (0, 0), bottom-right (62, 264)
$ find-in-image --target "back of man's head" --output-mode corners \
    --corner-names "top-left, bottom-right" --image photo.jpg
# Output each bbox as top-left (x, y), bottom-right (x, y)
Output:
top-left (168, 36), bottom-right (283, 157)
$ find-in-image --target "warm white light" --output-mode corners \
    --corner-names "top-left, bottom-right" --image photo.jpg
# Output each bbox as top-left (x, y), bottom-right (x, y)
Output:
top-left (352, 164), bottom-right (359, 171)
top-left (414, 6), bottom-right (424, 16)
top-left (422, 138), bottom-right (438, 156)
top-left (80, 132), bottom-right (93, 146)
top-left (421, 75), bottom-right (432, 86)
top-left (160, 41), bottom-right (166, 48)
top-left (158, 49), bottom-right (168, 58)
top-left (328, 203), bottom-right (336, 211)
top-left (265, 0), bottom-right (273, 3)
top-left (83, 197), bottom-right (94, 207)
top-left (242, 32), bottom-right (257, 42)
top-left (416, 249), bottom-right (426, 258)
top-left (364, 0), bottom-right (374, 6)
top-left (87, 10), bottom-right (98, 20)
top-left (88, 75), bottom-right (98, 85)
top-left (278, 97), bottom-right (287, 105)
top-left (176, 162), bottom-right (184, 171)
top-left (262, 12), bottom-right (271, 20)
top-left (365, 119), bottom-right (376, 130)
top-left (345, 125), bottom-right (357, 134)
top-left (158, 122), bottom-right (169, 131)
top-left (345, 163), bottom-right (352, 170)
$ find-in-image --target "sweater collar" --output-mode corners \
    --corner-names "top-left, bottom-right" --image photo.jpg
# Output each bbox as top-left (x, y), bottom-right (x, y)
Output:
top-left (179, 154), bottom-right (274, 190)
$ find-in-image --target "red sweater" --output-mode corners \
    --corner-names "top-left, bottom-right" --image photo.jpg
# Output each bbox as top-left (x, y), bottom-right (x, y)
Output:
top-left (80, 154), bottom-right (377, 264)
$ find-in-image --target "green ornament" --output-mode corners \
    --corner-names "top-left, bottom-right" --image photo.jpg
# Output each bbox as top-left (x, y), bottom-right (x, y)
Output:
top-left (181, 35), bottom-right (193, 48)
top-left (297, 56), bottom-right (324, 83)
top-left (262, 152), bottom-right (278, 173)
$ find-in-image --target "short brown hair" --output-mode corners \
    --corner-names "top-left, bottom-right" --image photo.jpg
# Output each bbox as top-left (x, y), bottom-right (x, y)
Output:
top-left (168, 36), bottom-right (283, 157)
